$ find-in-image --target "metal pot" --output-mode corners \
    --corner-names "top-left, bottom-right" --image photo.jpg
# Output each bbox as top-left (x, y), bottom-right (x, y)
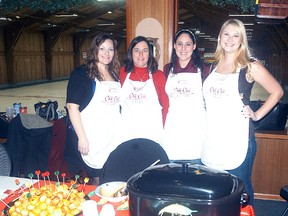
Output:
top-left (127, 163), bottom-right (246, 216)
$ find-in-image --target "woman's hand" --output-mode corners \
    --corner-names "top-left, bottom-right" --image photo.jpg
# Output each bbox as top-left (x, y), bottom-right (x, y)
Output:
top-left (242, 105), bottom-right (257, 121)
top-left (78, 138), bottom-right (89, 155)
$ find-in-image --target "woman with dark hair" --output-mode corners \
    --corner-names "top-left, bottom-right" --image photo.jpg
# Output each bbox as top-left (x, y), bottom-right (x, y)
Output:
top-left (119, 36), bottom-right (169, 144)
top-left (162, 29), bottom-right (209, 163)
top-left (64, 33), bottom-right (121, 185)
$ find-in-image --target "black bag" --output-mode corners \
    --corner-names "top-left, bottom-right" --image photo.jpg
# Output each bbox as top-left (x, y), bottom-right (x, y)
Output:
top-left (250, 100), bottom-right (288, 130)
top-left (34, 100), bottom-right (58, 121)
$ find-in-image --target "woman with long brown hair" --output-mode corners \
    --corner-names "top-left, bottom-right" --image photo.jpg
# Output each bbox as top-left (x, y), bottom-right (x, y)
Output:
top-left (64, 33), bottom-right (121, 185)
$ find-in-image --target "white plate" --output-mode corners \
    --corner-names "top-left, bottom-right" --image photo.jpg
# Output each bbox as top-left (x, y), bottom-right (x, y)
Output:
top-left (95, 181), bottom-right (127, 203)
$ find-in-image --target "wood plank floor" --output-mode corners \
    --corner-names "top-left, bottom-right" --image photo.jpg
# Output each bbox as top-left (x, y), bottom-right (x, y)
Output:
top-left (0, 80), bottom-right (68, 114)
top-left (0, 80), bottom-right (271, 115)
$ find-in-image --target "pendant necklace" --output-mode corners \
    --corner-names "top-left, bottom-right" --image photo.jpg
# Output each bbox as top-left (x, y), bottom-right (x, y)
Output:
top-left (130, 71), bottom-right (152, 92)
top-left (134, 71), bottom-right (148, 81)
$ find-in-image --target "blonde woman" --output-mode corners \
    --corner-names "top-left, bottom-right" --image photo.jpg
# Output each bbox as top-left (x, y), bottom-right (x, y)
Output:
top-left (202, 19), bottom-right (283, 205)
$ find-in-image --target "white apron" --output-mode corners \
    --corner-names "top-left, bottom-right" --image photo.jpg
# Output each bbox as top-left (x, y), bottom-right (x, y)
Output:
top-left (162, 70), bottom-right (206, 160)
top-left (120, 72), bottom-right (163, 144)
top-left (202, 68), bottom-right (249, 170)
top-left (81, 79), bottom-right (121, 169)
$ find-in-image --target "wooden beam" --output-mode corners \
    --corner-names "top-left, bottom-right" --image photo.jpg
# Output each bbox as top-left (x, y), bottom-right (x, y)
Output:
top-left (4, 21), bottom-right (25, 85)
top-left (44, 27), bottom-right (63, 80)
top-left (126, 0), bottom-right (177, 69)
top-left (268, 26), bottom-right (285, 50)
top-left (73, 32), bottom-right (89, 67)
top-left (273, 24), bottom-right (288, 48)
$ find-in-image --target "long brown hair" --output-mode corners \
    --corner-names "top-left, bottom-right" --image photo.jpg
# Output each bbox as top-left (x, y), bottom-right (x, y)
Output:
top-left (86, 33), bottom-right (120, 81)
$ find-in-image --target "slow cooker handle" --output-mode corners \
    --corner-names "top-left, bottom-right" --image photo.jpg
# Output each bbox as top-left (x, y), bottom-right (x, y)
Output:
top-left (172, 160), bottom-right (193, 174)
top-left (137, 159), bottom-right (160, 179)
top-left (182, 163), bottom-right (189, 173)
top-left (240, 191), bottom-right (249, 207)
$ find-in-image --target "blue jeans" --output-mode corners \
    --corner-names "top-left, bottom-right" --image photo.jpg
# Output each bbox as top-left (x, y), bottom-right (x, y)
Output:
top-left (228, 135), bottom-right (257, 206)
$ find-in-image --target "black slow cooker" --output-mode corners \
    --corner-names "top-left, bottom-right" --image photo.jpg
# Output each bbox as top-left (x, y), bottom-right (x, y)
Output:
top-left (127, 163), bottom-right (247, 216)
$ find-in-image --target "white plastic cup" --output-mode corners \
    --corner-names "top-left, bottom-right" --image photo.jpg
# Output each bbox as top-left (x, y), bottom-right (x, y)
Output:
top-left (5, 107), bottom-right (14, 120)
top-left (82, 200), bottom-right (98, 216)
top-left (100, 204), bottom-right (115, 216)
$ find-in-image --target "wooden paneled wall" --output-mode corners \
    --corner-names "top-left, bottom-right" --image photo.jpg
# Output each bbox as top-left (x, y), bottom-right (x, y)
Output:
top-left (252, 131), bottom-right (288, 199)
top-left (265, 53), bottom-right (287, 84)
top-left (0, 32), bottom-right (8, 85)
top-left (0, 30), bottom-right (127, 87)
top-left (0, 31), bottom-right (76, 86)
top-left (13, 32), bottom-right (46, 83)
top-left (51, 34), bottom-right (74, 79)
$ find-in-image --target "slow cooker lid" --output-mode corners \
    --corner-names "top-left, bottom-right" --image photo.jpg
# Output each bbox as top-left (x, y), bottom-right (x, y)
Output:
top-left (132, 163), bottom-right (241, 200)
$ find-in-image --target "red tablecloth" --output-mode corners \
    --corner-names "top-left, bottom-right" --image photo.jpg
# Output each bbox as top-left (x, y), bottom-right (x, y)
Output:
top-left (1, 180), bottom-right (254, 216)
top-left (0, 181), bottom-right (129, 216)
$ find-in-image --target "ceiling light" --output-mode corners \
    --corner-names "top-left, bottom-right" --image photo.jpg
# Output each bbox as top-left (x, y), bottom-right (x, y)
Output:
top-left (178, 21), bottom-right (184, 24)
top-left (0, 17), bottom-right (12, 21)
top-left (77, 29), bottom-right (90, 32)
top-left (199, 35), bottom-right (210, 38)
top-left (255, 17), bottom-right (285, 25)
top-left (108, 11), bottom-right (112, 14)
top-left (205, 37), bottom-right (216, 40)
top-left (47, 23), bottom-right (59, 27)
top-left (244, 23), bottom-right (254, 26)
top-left (54, 14), bottom-right (78, 17)
top-left (96, 23), bottom-right (115, 26)
top-left (195, 30), bottom-right (205, 35)
top-left (229, 14), bottom-right (255, 17)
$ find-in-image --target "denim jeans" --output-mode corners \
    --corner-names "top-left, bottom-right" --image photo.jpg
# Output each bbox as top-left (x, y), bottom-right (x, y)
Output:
top-left (228, 135), bottom-right (257, 206)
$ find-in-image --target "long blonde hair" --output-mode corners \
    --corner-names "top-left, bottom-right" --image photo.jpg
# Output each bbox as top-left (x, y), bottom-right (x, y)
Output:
top-left (214, 19), bottom-right (252, 74)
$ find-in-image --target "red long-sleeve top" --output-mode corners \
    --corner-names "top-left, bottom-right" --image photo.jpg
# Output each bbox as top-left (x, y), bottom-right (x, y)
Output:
top-left (119, 65), bottom-right (169, 125)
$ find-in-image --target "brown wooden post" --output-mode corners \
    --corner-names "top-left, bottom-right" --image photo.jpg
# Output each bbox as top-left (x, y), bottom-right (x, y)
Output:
top-left (126, 0), bottom-right (178, 70)
top-left (257, 0), bottom-right (288, 19)
top-left (4, 22), bottom-right (25, 85)
top-left (73, 32), bottom-right (89, 68)
top-left (44, 28), bottom-right (63, 80)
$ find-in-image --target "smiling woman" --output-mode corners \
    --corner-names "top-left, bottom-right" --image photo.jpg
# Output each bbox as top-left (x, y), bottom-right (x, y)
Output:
top-left (64, 32), bottom-right (122, 186)
top-left (119, 36), bottom-right (169, 145)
